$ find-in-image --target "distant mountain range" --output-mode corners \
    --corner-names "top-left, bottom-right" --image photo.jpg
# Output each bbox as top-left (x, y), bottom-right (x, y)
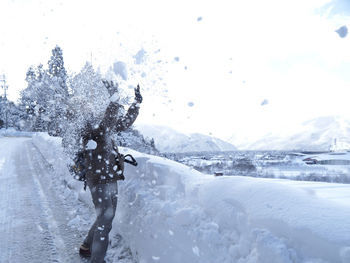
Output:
top-left (136, 116), bottom-right (350, 152)
top-left (135, 124), bottom-right (237, 153)
top-left (229, 116), bottom-right (350, 151)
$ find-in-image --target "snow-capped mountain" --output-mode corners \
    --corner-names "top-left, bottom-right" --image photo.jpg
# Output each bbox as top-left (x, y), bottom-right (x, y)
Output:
top-left (135, 124), bottom-right (237, 153)
top-left (230, 116), bottom-right (350, 151)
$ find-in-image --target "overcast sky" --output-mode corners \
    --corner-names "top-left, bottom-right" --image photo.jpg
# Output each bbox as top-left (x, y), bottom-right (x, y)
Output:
top-left (0, 0), bottom-right (349, 143)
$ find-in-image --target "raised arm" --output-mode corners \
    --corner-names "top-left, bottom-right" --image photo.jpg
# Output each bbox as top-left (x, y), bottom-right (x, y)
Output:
top-left (100, 82), bottom-right (142, 132)
top-left (115, 85), bottom-right (142, 132)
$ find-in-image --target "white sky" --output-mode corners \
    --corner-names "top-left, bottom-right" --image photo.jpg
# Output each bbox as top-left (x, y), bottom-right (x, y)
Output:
top-left (0, 0), bottom-right (349, 143)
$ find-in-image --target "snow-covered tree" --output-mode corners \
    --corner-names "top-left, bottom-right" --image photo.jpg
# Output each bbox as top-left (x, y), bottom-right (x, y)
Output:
top-left (48, 45), bottom-right (68, 92)
top-left (19, 46), bottom-right (69, 133)
top-left (0, 96), bottom-right (22, 130)
top-left (47, 45), bottom-right (69, 135)
top-left (0, 97), bottom-right (5, 128)
top-left (19, 67), bottom-right (38, 130)
top-left (114, 128), bottom-right (159, 155)
top-left (19, 65), bottom-right (50, 131)
top-left (17, 98), bottom-right (35, 131)
top-left (7, 100), bottom-right (22, 129)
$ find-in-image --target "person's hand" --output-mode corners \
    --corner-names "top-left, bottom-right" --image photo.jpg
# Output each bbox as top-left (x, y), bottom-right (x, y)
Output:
top-left (102, 80), bottom-right (119, 96)
top-left (135, 84), bottom-right (143, 103)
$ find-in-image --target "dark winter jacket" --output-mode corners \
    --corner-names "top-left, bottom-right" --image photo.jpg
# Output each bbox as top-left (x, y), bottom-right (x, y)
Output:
top-left (81, 101), bottom-right (140, 186)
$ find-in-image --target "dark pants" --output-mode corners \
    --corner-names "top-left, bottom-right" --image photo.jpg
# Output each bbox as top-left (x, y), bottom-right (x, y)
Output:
top-left (83, 182), bottom-right (118, 263)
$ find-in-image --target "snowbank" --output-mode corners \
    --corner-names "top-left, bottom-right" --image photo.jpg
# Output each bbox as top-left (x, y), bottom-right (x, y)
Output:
top-left (118, 150), bottom-right (350, 263)
top-left (0, 128), bottom-right (33, 137)
top-left (32, 133), bottom-right (350, 263)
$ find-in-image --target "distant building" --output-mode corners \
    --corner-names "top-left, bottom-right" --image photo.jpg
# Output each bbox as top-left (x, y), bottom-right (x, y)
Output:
top-left (329, 138), bottom-right (350, 153)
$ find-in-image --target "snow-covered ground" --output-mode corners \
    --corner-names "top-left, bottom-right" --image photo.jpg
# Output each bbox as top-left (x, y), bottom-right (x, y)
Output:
top-left (1, 132), bottom-right (350, 263)
top-left (172, 150), bottom-right (350, 184)
top-left (0, 127), bottom-right (33, 137)
top-left (0, 136), bottom-right (86, 262)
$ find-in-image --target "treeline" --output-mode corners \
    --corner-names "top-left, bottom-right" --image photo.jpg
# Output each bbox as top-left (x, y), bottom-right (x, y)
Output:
top-left (20, 45), bottom-right (68, 133)
top-left (0, 45), bottom-right (158, 154)
top-left (0, 45), bottom-right (68, 132)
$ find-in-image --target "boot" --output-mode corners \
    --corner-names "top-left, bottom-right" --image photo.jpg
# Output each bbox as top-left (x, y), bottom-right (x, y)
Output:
top-left (79, 244), bottom-right (91, 258)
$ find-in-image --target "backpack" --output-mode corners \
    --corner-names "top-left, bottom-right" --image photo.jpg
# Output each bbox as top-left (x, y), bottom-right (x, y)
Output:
top-left (112, 141), bottom-right (138, 180)
top-left (70, 150), bottom-right (137, 190)
top-left (114, 153), bottom-right (138, 180)
top-left (69, 150), bottom-right (88, 189)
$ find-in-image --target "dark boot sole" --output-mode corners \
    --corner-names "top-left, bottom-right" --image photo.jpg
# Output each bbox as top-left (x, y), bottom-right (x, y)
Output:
top-left (79, 249), bottom-right (91, 258)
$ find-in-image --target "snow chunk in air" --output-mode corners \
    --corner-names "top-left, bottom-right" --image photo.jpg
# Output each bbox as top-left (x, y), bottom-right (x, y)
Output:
top-left (86, 139), bottom-right (97, 150)
top-left (335, 25), bottom-right (348, 38)
top-left (134, 49), bottom-right (147, 65)
top-left (113, 61), bottom-right (128, 80)
top-left (261, 99), bottom-right (269, 106)
top-left (188, 101), bottom-right (194, 107)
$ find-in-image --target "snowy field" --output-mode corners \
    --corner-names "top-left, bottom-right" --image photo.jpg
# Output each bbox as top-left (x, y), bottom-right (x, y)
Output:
top-left (1, 132), bottom-right (350, 262)
top-left (170, 151), bottom-right (350, 184)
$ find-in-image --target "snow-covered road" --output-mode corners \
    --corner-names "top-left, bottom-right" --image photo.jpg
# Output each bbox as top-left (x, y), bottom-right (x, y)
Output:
top-left (0, 137), bottom-right (85, 263)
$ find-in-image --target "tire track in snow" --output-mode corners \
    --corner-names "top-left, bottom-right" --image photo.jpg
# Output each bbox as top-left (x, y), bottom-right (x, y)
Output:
top-left (0, 137), bottom-right (84, 263)
top-left (24, 141), bottom-right (70, 263)
top-left (0, 137), bottom-right (55, 263)
top-left (26, 141), bottom-right (88, 263)
top-left (0, 142), bottom-right (17, 262)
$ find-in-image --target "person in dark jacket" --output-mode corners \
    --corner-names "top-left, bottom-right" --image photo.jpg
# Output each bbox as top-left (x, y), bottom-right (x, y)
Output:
top-left (79, 81), bottom-right (142, 263)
